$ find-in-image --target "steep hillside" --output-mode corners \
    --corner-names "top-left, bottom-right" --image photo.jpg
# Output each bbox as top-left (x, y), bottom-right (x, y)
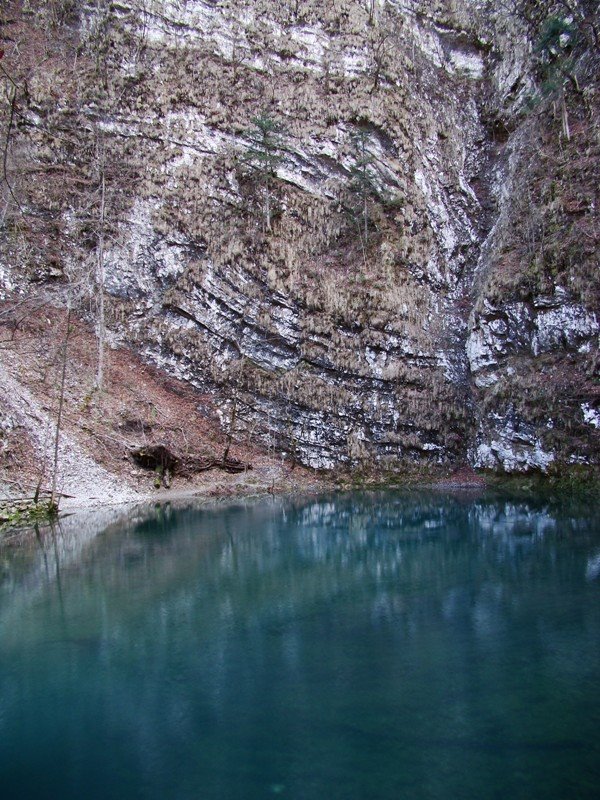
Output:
top-left (0, 298), bottom-right (320, 507)
top-left (0, 0), bottom-right (598, 486)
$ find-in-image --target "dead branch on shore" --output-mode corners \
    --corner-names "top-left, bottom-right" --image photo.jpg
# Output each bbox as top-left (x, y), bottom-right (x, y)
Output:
top-left (130, 443), bottom-right (251, 488)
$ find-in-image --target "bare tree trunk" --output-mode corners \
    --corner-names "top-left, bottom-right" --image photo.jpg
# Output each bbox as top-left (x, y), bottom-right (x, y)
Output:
top-left (265, 175), bottom-right (272, 232)
top-left (367, 0), bottom-right (376, 26)
top-left (223, 396), bottom-right (238, 462)
top-left (1, 79), bottom-right (23, 213)
top-left (354, 214), bottom-right (368, 274)
top-left (51, 305), bottom-right (72, 510)
top-left (96, 143), bottom-right (106, 390)
top-left (561, 91), bottom-right (571, 141)
top-left (360, 135), bottom-right (369, 246)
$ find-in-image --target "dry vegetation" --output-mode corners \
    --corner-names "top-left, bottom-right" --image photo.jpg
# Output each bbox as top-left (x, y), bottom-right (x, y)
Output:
top-left (478, 109), bottom-right (600, 308)
top-left (0, 297), bottom-right (322, 501)
top-left (470, 1), bottom-right (600, 467)
top-left (1, 0), bottom-right (598, 481)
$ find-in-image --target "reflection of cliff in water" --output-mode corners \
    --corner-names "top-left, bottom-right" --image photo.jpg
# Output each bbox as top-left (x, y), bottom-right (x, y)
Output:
top-left (1, 491), bottom-right (597, 649)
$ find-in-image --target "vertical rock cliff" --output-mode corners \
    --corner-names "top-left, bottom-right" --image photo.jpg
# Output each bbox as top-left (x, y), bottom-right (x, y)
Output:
top-left (1, 0), bottom-right (598, 475)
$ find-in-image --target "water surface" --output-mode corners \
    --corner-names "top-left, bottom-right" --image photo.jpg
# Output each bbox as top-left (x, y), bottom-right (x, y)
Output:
top-left (1, 491), bottom-right (599, 799)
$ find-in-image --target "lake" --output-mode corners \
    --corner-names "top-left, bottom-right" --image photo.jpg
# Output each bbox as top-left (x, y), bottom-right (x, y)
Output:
top-left (1, 490), bottom-right (599, 799)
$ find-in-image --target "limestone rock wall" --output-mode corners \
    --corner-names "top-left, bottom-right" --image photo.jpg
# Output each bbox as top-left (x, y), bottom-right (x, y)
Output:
top-left (1, 0), bottom-right (598, 473)
top-left (465, 2), bottom-right (600, 472)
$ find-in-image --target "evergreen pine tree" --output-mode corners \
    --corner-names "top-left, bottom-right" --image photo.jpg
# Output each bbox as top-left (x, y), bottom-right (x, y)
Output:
top-left (241, 113), bottom-right (289, 231)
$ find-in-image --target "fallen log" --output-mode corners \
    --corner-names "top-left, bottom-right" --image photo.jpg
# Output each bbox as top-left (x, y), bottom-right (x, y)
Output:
top-left (130, 445), bottom-right (251, 485)
top-left (190, 457), bottom-right (248, 474)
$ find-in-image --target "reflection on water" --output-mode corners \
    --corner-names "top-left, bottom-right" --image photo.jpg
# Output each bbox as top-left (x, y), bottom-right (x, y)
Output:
top-left (1, 491), bottom-right (599, 800)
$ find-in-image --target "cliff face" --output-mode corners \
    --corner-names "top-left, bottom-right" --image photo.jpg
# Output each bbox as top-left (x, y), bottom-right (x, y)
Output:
top-left (465, 4), bottom-right (600, 473)
top-left (1, 0), bottom-right (598, 475)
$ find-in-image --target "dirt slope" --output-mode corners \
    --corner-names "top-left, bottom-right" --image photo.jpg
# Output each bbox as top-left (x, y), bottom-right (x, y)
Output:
top-left (0, 298), bottom-right (321, 508)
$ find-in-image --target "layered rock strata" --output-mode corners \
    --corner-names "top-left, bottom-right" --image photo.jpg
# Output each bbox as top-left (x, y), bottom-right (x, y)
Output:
top-left (0, 0), bottom-right (598, 473)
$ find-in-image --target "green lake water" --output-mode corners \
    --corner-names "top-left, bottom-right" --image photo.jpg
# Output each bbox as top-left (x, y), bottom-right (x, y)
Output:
top-left (0, 490), bottom-right (599, 799)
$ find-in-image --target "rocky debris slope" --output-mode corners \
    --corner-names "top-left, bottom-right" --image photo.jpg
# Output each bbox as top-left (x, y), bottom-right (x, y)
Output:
top-left (0, 301), bottom-right (315, 508)
top-left (0, 357), bottom-right (141, 507)
top-left (0, 0), bottom-right (598, 476)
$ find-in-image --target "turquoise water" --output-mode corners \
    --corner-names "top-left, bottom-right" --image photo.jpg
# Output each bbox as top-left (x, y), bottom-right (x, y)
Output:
top-left (0, 491), bottom-right (599, 799)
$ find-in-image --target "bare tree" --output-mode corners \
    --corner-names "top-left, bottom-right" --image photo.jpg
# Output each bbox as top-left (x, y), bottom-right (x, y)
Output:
top-left (95, 132), bottom-right (107, 391)
top-left (367, 0), bottom-right (377, 27)
top-left (0, 51), bottom-right (24, 217)
top-left (50, 303), bottom-right (72, 510)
